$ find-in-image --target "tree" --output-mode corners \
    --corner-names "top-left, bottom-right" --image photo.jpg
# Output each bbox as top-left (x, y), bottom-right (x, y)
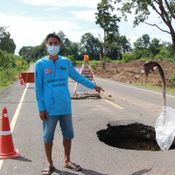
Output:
top-left (96, 0), bottom-right (120, 40)
top-left (95, 0), bottom-right (121, 68)
top-left (0, 27), bottom-right (16, 53)
top-left (134, 34), bottom-right (151, 49)
top-left (133, 34), bottom-right (162, 58)
top-left (118, 35), bottom-right (131, 53)
top-left (105, 35), bottom-right (131, 59)
top-left (115, 0), bottom-right (175, 49)
top-left (31, 45), bottom-right (46, 61)
top-left (19, 43), bottom-right (46, 62)
top-left (0, 27), bottom-right (6, 38)
top-left (19, 46), bottom-right (33, 62)
top-left (57, 31), bottom-right (79, 57)
top-left (149, 38), bottom-right (162, 56)
top-left (80, 33), bottom-right (103, 59)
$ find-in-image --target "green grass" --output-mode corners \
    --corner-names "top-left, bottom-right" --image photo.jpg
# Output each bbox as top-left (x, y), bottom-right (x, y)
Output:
top-left (132, 82), bottom-right (175, 95)
top-left (0, 64), bottom-right (29, 89)
top-left (75, 60), bottom-right (100, 66)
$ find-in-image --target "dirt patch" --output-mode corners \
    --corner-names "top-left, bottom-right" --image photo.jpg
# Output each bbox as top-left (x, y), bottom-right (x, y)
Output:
top-left (95, 60), bottom-right (175, 87)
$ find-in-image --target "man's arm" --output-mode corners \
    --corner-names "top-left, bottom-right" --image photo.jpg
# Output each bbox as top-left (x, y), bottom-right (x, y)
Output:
top-left (35, 61), bottom-right (46, 115)
top-left (68, 60), bottom-right (104, 92)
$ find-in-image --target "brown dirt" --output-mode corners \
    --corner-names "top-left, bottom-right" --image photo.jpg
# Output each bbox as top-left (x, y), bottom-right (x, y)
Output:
top-left (95, 60), bottom-right (175, 87)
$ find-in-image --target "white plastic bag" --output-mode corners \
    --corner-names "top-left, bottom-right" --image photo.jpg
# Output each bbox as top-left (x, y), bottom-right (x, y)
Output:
top-left (155, 106), bottom-right (175, 151)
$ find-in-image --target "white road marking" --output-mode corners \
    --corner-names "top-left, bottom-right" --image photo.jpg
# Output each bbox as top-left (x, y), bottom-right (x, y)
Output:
top-left (103, 99), bottom-right (124, 110)
top-left (0, 83), bottom-right (29, 170)
top-left (97, 78), bottom-right (175, 98)
top-left (10, 84), bottom-right (29, 133)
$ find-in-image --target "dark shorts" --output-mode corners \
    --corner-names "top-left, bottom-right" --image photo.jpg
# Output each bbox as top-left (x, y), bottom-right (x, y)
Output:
top-left (42, 114), bottom-right (74, 144)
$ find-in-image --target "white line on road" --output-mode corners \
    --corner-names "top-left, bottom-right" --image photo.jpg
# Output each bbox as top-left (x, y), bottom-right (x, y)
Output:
top-left (103, 99), bottom-right (124, 110)
top-left (97, 78), bottom-right (175, 98)
top-left (0, 83), bottom-right (29, 170)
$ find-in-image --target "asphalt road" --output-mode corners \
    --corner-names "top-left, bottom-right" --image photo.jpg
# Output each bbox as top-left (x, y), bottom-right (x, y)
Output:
top-left (1, 74), bottom-right (175, 175)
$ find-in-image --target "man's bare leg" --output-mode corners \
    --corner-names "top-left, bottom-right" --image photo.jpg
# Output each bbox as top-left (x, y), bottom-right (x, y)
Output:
top-left (63, 139), bottom-right (82, 171)
top-left (63, 139), bottom-right (71, 164)
top-left (44, 143), bottom-right (53, 167)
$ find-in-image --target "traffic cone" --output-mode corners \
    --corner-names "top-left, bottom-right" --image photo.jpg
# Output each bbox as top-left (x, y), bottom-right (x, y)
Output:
top-left (0, 107), bottom-right (20, 159)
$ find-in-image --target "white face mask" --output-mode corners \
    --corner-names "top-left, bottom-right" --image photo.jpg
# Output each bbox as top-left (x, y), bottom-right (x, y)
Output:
top-left (47, 45), bottom-right (60, 56)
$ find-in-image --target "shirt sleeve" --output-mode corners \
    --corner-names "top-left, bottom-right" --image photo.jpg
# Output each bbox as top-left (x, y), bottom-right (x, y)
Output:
top-left (35, 61), bottom-right (45, 112)
top-left (68, 60), bottom-right (96, 89)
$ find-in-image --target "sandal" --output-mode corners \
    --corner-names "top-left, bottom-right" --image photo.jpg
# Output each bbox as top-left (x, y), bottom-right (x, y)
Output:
top-left (42, 166), bottom-right (55, 175)
top-left (64, 162), bottom-right (82, 171)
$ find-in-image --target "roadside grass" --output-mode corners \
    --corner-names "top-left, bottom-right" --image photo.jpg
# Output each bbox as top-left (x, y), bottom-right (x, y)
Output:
top-left (0, 64), bottom-right (29, 89)
top-left (129, 82), bottom-right (175, 96)
top-left (75, 60), bottom-right (100, 66)
top-left (0, 50), bottom-right (30, 89)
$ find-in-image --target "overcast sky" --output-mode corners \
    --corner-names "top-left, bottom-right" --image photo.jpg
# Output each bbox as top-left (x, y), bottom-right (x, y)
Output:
top-left (0, 0), bottom-right (172, 54)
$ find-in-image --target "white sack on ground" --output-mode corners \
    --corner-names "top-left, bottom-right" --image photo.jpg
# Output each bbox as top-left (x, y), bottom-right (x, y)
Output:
top-left (155, 106), bottom-right (175, 151)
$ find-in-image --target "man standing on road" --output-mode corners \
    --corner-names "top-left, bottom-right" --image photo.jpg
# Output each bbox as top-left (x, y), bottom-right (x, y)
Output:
top-left (35, 33), bottom-right (103, 175)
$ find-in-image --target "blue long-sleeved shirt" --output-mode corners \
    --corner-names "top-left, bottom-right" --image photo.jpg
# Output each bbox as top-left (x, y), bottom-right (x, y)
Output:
top-left (35, 56), bottom-right (96, 116)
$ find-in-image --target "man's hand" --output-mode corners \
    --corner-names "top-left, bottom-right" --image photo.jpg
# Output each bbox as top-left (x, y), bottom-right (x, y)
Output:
top-left (95, 86), bottom-right (104, 94)
top-left (39, 111), bottom-right (48, 120)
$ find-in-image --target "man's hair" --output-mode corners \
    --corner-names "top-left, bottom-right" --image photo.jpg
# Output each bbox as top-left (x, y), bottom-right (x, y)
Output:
top-left (45, 33), bottom-right (61, 43)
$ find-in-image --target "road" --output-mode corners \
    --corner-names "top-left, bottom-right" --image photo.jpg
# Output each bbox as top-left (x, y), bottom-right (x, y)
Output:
top-left (1, 73), bottom-right (175, 174)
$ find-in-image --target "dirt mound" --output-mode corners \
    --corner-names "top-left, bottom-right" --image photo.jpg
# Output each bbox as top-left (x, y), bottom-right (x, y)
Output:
top-left (95, 60), bottom-right (175, 87)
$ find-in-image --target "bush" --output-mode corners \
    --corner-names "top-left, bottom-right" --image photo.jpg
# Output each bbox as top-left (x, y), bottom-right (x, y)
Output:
top-left (0, 49), bottom-right (29, 87)
top-left (154, 47), bottom-right (171, 60)
top-left (170, 71), bottom-right (175, 85)
top-left (67, 55), bottom-right (76, 65)
top-left (104, 56), bottom-right (111, 63)
top-left (154, 45), bottom-right (175, 62)
top-left (0, 68), bottom-right (17, 86)
top-left (122, 52), bottom-right (135, 62)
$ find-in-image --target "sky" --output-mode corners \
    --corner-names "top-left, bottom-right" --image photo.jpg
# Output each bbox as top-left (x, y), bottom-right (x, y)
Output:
top-left (0, 0), bottom-right (172, 54)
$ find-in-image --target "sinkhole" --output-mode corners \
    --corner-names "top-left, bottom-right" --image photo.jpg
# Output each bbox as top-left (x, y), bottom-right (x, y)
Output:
top-left (96, 120), bottom-right (175, 151)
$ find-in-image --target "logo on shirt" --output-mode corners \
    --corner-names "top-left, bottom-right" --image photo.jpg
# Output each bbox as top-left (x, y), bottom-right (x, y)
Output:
top-left (60, 66), bottom-right (67, 70)
top-left (45, 68), bottom-right (52, 74)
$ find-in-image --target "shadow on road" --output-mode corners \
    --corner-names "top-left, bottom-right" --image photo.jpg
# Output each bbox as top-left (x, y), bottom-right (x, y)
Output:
top-left (80, 168), bottom-right (108, 175)
top-left (12, 156), bottom-right (32, 162)
top-left (131, 168), bottom-right (152, 175)
top-left (54, 168), bottom-right (77, 175)
top-left (54, 168), bottom-right (108, 175)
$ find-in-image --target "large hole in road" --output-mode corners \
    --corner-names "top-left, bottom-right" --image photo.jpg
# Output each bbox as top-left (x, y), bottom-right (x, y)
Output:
top-left (96, 120), bottom-right (175, 151)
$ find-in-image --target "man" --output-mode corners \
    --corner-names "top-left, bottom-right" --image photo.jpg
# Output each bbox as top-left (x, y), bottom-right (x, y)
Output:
top-left (35, 33), bottom-right (103, 175)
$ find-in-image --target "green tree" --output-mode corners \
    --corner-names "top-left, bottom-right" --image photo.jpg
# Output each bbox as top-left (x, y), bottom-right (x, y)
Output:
top-left (119, 35), bottom-right (131, 53)
top-left (133, 34), bottom-right (162, 58)
top-left (149, 38), bottom-right (162, 56)
top-left (96, 0), bottom-right (120, 40)
top-left (134, 34), bottom-right (151, 49)
top-left (19, 46), bottom-right (33, 62)
top-left (0, 27), bottom-right (6, 38)
top-left (57, 31), bottom-right (79, 57)
top-left (106, 35), bottom-right (131, 59)
top-left (0, 27), bottom-right (16, 53)
top-left (31, 44), bottom-right (46, 61)
top-left (115, 0), bottom-right (175, 48)
top-left (95, 0), bottom-right (121, 67)
top-left (80, 33), bottom-right (102, 59)
top-left (19, 43), bottom-right (46, 62)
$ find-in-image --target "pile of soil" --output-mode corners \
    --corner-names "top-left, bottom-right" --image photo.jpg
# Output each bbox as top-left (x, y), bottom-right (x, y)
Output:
top-left (95, 60), bottom-right (175, 87)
